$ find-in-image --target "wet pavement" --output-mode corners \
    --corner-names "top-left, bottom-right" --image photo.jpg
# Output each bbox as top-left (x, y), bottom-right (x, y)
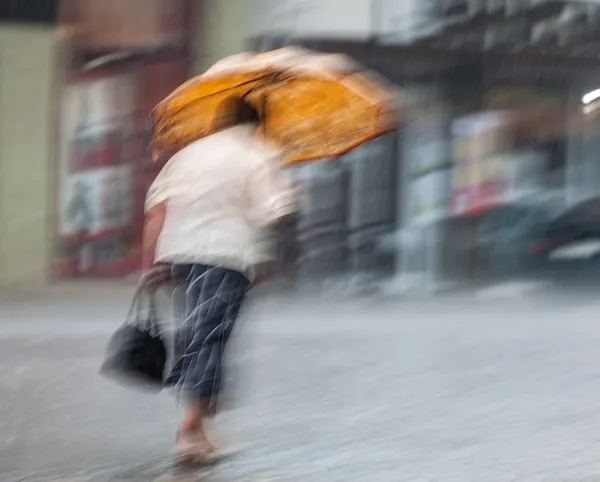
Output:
top-left (3, 284), bottom-right (600, 481)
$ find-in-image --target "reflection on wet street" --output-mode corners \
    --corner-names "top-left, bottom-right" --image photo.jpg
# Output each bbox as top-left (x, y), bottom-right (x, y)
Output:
top-left (8, 0), bottom-right (600, 481)
top-left (4, 288), bottom-right (600, 481)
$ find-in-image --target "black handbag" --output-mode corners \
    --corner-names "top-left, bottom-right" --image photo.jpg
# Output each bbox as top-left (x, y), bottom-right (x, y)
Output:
top-left (100, 284), bottom-right (168, 392)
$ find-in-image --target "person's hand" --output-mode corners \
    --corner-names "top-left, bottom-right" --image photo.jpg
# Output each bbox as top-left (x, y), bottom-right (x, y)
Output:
top-left (139, 264), bottom-right (172, 291)
top-left (253, 262), bottom-right (274, 286)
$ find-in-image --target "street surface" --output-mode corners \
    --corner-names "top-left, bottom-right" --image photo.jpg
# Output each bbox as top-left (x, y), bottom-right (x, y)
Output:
top-left (2, 283), bottom-right (600, 481)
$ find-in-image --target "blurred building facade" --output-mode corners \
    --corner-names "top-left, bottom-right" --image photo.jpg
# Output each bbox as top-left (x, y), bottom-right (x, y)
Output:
top-left (246, 0), bottom-right (600, 294)
top-left (50, 0), bottom-right (192, 279)
top-left (3, 0), bottom-right (600, 292)
top-left (0, 0), bottom-right (244, 285)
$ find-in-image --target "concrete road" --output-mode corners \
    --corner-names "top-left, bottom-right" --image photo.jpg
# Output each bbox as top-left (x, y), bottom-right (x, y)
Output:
top-left (2, 284), bottom-right (600, 481)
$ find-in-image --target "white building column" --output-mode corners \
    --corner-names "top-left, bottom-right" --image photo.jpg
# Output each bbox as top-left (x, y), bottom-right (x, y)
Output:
top-left (383, 87), bottom-right (452, 297)
top-left (191, 0), bottom-right (247, 74)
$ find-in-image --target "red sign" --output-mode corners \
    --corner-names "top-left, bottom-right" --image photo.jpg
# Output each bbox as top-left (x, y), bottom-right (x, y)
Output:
top-left (450, 180), bottom-right (507, 217)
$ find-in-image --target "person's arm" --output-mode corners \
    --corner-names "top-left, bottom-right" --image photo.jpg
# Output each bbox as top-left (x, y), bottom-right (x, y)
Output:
top-left (248, 154), bottom-right (298, 227)
top-left (140, 167), bottom-right (171, 285)
top-left (247, 155), bottom-right (299, 285)
top-left (141, 202), bottom-right (166, 272)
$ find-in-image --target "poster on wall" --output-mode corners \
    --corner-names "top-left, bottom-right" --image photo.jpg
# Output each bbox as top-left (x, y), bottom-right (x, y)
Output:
top-left (60, 165), bottom-right (133, 237)
top-left (53, 59), bottom-right (189, 279)
top-left (54, 72), bottom-right (137, 278)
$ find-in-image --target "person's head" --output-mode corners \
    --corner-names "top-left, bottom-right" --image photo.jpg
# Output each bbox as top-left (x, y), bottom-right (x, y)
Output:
top-left (233, 97), bottom-right (260, 125)
top-left (214, 97), bottom-right (260, 131)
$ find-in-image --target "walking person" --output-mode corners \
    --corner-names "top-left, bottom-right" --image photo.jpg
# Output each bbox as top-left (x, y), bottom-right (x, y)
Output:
top-left (141, 99), bottom-right (296, 464)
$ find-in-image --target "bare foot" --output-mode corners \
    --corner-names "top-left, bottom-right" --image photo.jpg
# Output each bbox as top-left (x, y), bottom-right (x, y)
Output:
top-left (175, 428), bottom-right (215, 466)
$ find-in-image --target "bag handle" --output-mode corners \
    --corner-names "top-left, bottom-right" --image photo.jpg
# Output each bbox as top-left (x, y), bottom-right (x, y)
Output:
top-left (126, 281), bottom-right (162, 337)
top-left (125, 283), bottom-right (145, 321)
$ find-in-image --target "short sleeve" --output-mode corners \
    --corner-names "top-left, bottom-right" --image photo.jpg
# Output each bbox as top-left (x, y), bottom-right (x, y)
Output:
top-left (248, 153), bottom-right (297, 226)
top-left (144, 166), bottom-right (170, 213)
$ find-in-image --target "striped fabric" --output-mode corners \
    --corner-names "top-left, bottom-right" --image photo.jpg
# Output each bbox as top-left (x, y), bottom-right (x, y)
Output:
top-left (166, 264), bottom-right (250, 411)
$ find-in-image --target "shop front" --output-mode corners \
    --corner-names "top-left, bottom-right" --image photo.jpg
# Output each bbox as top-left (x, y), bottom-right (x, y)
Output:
top-left (208, 0), bottom-right (600, 292)
top-left (52, 59), bottom-right (190, 278)
top-left (52, 0), bottom-right (192, 279)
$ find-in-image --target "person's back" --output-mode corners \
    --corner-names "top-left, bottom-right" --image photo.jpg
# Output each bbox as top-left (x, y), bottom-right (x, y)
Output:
top-left (146, 124), bottom-right (295, 279)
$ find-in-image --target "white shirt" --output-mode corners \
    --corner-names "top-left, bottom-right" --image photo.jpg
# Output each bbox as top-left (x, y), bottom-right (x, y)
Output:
top-left (145, 125), bottom-right (296, 279)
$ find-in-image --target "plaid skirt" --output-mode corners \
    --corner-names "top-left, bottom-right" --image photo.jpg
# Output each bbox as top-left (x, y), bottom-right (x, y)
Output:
top-left (166, 264), bottom-right (250, 411)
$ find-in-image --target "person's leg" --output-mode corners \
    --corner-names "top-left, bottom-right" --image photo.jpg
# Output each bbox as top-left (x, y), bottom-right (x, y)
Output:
top-left (168, 265), bottom-right (212, 453)
top-left (178, 399), bottom-right (215, 458)
top-left (167, 264), bottom-right (249, 458)
top-left (169, 264), bottom-right (192, 377)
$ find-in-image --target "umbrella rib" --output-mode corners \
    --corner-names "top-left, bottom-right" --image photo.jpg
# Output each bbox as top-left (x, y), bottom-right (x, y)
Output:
top-left (152, 72), bottom-right (288, 139)
top-left (153, 69), bottom-right (351, 123)
top-left (152, 72), bottom-right (277, 119)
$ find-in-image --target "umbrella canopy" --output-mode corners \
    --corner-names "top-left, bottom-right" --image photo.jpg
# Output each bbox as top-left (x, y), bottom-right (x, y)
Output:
top-left (149, 47), bottom-right (400, 165)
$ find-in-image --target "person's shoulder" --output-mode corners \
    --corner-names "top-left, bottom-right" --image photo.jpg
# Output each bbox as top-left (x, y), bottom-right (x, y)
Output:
top-left (244, 137), bottom-right (282, 168)
top-left (170, 134), bottom-right (234, 169)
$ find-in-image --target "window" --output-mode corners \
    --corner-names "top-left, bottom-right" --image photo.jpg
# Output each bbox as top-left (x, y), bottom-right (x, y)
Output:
top-left (0, 0), bottom-right (59, 24)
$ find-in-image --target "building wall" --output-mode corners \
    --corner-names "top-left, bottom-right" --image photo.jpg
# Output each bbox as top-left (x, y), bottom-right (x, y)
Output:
top-left (0, 25), bottom-right (57, 285)
top-left (246, 0), bottom-right (374, 41)
top-left (191, 0), bottom-right (246, 73)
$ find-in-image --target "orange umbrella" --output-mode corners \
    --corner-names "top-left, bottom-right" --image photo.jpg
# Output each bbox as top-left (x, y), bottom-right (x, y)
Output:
top-left (149, 47), bottom-right (400, 165)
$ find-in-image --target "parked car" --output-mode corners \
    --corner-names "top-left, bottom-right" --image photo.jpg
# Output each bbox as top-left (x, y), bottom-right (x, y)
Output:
top-left (529, 197), bottom-right (600, 283)
top-left (476, 203), bottom-right (552, 279)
